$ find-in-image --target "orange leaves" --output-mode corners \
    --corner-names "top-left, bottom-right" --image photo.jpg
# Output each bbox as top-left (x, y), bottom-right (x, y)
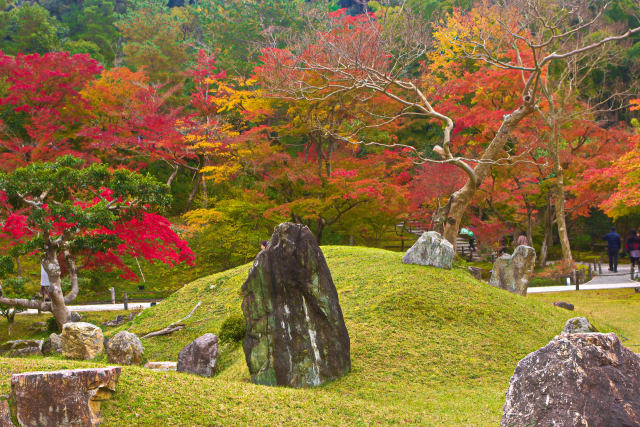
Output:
top-left (630, 98), bottom-right (640, 111)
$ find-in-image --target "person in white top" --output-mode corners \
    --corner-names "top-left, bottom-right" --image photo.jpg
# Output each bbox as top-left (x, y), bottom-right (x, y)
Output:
top-left (516, 232), bottom-right (529, 247)
top-left (40, 264), bottom-right (51, 301)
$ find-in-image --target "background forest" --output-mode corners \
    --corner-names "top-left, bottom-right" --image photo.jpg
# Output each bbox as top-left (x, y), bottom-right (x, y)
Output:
top-left (1, 0), bottom-right (639, 301)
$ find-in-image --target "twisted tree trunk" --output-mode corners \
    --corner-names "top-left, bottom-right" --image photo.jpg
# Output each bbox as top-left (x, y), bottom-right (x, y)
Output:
top-left (443, 102), bottom-right (535, 247)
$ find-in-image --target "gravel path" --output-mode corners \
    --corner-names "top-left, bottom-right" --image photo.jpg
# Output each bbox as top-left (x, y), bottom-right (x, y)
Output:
top-left (528, 264), bottom-right (638, 294)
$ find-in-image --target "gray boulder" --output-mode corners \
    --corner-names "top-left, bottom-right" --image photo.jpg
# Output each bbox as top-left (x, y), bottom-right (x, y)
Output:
top-left (502, 333), bottom-right (640, 426)
top-left (402, 231), bottom-right (454, 269)
top-left (562, 316), bottom-right (597, 334)
top-left (0, 340), bottom-right (42, 357)
top-left (489, 246), bottom-right (536, 296)
top-left (242, 223), bottom-right (351, 387)
top-left (67, 311), bottom-right (82, 322)
top-left (42, 333), bottom-right (62, 355)
top-left (106, 331), bottom-right (144, 365)
top-left (177, 333), bottom-right (218, 377)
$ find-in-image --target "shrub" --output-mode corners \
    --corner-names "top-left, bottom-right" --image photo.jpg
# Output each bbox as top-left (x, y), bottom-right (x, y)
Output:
top-left (218, 313), bottom-right (246, 342)
top-left (46, 316), bottom-right (58, 333)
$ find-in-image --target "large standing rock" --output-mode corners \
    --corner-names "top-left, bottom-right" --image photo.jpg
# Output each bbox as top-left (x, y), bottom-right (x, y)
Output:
top-left (562, 316), bottom-right (597, 334)
top-left (177, 333), bottom-right (218, 377)
top-left (502, 333), bottom-right (640, 426)
top-left (11, 367), bottom-right (120, 427)
top-left (0, 340), bottom-right (42, 357)
top-left (402, 231), bottom-right (454, 269)
top-left (106, 331), bottom-right (144, 365)
top-left (242, 223), bottom-right (350, 387)
top-left (61, 322), bottom-right (104, 360)
top-left (489, 245), bottom-right (536, 296)
top-left (42, 333), bottom-right (62, 355)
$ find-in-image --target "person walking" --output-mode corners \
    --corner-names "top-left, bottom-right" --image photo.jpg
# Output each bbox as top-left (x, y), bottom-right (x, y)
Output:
top-left (516, 231), bottom-right (529, 246)
top-left (460, 227), bottom-right (476, 252)
top-left (626, 230), bottom-right (640, 278)
top-left (40, 264), bottom-right (51, 302)
top-left (603, 227), bottom-right (621, 272)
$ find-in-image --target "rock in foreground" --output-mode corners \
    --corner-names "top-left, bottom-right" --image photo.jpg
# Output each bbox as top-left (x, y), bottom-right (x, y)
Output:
top-left (402, 231), bottom-right (454, 269)
top-left (489, 245), bottom-right (536, 296)
top-left (61, 322), bottom-right (104, 360)
top-left (242, 222), bottom-right (350, 387)
top-left (177, 333), bottom-right (218, 377)
top-left (106, 331), bottom-right (144, 365)
top-left (502, 333), bottom-right (640, 426)
top-left (562, 316), bottom-right (597, 334)
top-left (11, 367), bottom-right (121, 427)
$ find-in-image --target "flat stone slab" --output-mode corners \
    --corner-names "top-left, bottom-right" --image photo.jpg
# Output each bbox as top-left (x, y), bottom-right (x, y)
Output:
top-left (11, 367), bottom-right (121, 427)
top-left (144, 361), bottom-right (177, 371)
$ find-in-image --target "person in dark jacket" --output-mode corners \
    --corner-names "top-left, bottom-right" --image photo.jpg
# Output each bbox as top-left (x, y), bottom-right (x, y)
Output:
top-left (603, 227), bottom-right (621, 272)
top-left (626, 230), bottom-right (640, 277)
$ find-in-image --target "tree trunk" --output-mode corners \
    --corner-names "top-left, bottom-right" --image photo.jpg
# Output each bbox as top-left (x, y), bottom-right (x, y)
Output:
top-left (538, 195), bottom-right (553, 267)
top-left (166, 164), bottom-right (179, 187)
top-left (42, 250), bottom-right (70, 330)
top-left (554, 174), bottom-right (573, 265)
top-left (443, 102), bottom-right (535, 248)
top-left (549, 122), bottom-right (573, 265)
top-left (185, 173), bottom-right (201, 211)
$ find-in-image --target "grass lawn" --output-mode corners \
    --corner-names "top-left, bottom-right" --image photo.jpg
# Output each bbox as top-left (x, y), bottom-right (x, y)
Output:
top-left (0, 246), bottom-right (625, 425)
top-left (529, 288), bottom-right (640, 349)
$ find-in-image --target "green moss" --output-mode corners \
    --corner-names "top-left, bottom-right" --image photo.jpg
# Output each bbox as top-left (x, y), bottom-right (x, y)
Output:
top-left (0, 247), bottom-right (613, 425)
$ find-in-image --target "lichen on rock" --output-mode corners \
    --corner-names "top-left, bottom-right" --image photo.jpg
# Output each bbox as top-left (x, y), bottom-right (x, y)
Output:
top-left (241, 222), bottom-right (350, 388)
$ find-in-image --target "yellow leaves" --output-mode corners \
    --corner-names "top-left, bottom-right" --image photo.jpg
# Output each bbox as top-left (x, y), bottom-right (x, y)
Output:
top-left (201, 163), bottom-right (243, 184)
top-left (183, 208), bottom-right (224, 228)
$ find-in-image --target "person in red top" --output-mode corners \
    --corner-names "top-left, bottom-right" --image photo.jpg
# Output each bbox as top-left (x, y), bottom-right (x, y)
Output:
top-left (625, 230), bottom-right (640, 276)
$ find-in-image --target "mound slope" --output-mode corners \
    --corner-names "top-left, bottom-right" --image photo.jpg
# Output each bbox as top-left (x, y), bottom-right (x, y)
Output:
top-left (1, 247), bottom-right (580, 425)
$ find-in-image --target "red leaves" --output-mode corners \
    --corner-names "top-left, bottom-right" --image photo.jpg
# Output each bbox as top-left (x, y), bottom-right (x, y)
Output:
top-left (0, 52), bottom-right (103, 170)
top-left (2, 214), bottom-right (29, 241)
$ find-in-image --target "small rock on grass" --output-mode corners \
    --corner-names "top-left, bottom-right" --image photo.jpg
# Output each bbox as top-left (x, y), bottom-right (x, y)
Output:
top-left (552, 301), bottom-right (574, 311)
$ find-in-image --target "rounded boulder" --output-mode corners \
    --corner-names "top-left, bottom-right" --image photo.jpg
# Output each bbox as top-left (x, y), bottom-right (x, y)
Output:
top-left (106, 331), bottom-right (144, 365)
top-left (61, 322), bottom-right (104, 360)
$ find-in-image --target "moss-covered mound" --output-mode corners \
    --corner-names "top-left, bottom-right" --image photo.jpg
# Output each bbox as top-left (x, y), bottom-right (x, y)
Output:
top-left (0, 247), bottom-right (585, 425)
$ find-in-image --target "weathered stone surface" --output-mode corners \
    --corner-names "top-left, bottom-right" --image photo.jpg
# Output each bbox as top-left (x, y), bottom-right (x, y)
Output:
top-left (0, 399), bottom-right (14, 427)
top-left (502, 333), bottom-right (640, 426)
top-left (468, 266), bottom-right (484, 280)
top-left (489, 246), bottom-right (536, 296)
top-left (102, 315), bottom-right (126, 328)
top-left (177, 333), bottom-right (218, 377)
top-left (402, 231), bottom-right (454, 269)
top-left (0, 340), bottom-right (42, 357)
top-left (562, 316), bottom-right (597, 334)
top-left (144, 361), bottom-right (177, 371)
top-left (42, 333), bottom-right (62, 355)
top-left (552, 301), bottom-right (574, 311)
top-left (242, 223), bottom-right (351, 387)
top-left (11, 367), bottom-right (120, 427)
top-left (106, 331), bottom-right (144, 365)
top-left (61, 322), bottom-right (104, 360)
